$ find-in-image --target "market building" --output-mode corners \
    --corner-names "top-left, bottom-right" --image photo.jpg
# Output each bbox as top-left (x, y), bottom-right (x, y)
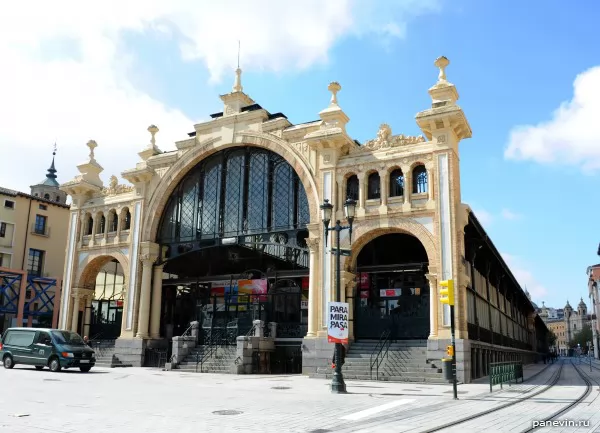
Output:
top-left (58, 57), bottom-right (550, 382)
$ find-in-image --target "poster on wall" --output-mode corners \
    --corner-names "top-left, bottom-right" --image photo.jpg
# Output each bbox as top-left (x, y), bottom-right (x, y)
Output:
top-left (359, 272), bottom-right (370, 289)
top-left (327, 302), bottom-right (349, 344)
top-left (238, 279), bottom-right (268, 302)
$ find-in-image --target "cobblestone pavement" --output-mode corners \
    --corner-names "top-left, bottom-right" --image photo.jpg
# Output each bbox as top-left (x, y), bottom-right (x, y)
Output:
top-left (0, 360), bottom-right (595, 432)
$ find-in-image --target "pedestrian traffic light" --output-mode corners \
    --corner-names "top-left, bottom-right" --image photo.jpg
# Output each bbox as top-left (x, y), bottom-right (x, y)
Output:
top-left (440, 279), bottom-right (454, 306)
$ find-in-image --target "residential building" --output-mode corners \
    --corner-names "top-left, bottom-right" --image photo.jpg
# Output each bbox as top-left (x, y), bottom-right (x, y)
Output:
top-left (0, 150), bottom-right (70, 330)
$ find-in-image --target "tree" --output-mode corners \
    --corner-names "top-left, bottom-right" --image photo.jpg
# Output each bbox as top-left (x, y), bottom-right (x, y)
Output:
top-left (570, 324), bottom-right (593, 349)
top-left (546, 331), bottom-right (557, 349)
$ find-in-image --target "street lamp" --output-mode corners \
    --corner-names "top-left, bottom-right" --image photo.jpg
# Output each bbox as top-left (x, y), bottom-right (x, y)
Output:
top-left (321, 197), bottom-right (356, 394)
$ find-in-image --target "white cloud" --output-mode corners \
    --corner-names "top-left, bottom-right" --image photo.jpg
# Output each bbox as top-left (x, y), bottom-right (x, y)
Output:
top-left (472, 209), bottom-right (493, 227)
top-left (501, 253), bottom-right (548, 301)
top-left (504, 65), bottom-right (600, 173)
top-left (0, 1), bottom-right (442, 194)
top-left (501, 208), bottom-right (522, 220)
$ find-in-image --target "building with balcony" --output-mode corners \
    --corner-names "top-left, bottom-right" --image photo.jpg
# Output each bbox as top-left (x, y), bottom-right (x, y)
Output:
top-left (0, 150), bottom-right (70, 331)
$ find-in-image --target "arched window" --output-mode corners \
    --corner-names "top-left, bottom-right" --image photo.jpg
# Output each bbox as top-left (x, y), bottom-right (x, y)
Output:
top-left (389, 169), bottom-right (404, 197)
top-left (97, 214), bottom-right (106, 234)
top-left (412, 165), bottom-right (428, 194)
top-left (55, 196), bottom-right (60, 202)
top-left (367, 172), bottom-right (380, 200)
top-left (86, 214), bottom-right (93, 235)
top-left (346, 175), bottom-right (359, 201)
top-left (109, 211), bottom-right (118, 232)
top-left (44, 193), bottom-right (50, 200)
top-left (157, 147), bottom-right (310, 244)
top-left (123, 209), bottom-right (131, 230)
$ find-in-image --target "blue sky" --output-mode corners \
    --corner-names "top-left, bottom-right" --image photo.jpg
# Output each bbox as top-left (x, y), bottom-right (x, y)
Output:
top-left (1, 0), bottom-right (599, 310)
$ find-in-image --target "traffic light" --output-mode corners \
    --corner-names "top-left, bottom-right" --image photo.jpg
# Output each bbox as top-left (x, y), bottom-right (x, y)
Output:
top-left (447, 345), bottom-right (454, 357)
top-left (440, 279), bottom-right (455, 306)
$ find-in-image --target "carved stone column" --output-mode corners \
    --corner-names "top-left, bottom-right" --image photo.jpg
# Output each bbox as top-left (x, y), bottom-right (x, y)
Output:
top-left (306, 237), bottom-right (320, 338)
top-left (149, 264), bottom-right (164, 339)
top-left (379, 170), bottom-right (388, 207)
top-left (136, 256), bottom-right (154, 339)
top-left (71, 290), bottom-right (81, 333)
top-left (79, 214), bottom-right (86, 244)
top-left (426, 273), bottom-right (438, 338)
top-left (357, 173), bottom-right (366, 216)
top-left (401, 165), bottom-right (411, 210)
top-left (102, 211), bottom-right (109, 243)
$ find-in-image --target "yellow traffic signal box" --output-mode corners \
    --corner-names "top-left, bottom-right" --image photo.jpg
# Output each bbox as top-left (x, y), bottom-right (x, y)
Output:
top-left (447, 345), bottom-right (454, 357)
top-left (439, 279), bottom-right (455, 306)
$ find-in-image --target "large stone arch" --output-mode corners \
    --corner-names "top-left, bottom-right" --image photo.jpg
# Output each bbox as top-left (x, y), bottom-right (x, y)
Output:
top-left (76, 251), bottom-right (130, 290)
top-left (341, 217), bottom-right (438, 273)
top-left (142, 131), bottom-right (320, 243)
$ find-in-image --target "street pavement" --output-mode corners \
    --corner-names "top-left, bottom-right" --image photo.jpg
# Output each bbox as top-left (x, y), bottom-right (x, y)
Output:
top-left (0, 359), bottom-right (597, 432)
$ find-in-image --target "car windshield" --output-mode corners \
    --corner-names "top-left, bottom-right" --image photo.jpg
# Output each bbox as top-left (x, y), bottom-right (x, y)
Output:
top-left (50, 331), bottom-right (84, 346)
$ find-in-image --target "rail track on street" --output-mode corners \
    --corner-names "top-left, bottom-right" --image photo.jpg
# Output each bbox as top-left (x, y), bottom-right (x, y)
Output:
top-left (424, 359), bottom-right (593, 433)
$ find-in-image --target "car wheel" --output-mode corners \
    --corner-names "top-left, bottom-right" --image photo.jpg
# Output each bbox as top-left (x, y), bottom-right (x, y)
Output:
top-left (3, 355), bottom-right (14, 369)
top-left (80, 366), bottom-right (91, 373)
top-left (49, 357), bottom-right (61, 372)
top-left (35, 366), bottom-right (44, 370)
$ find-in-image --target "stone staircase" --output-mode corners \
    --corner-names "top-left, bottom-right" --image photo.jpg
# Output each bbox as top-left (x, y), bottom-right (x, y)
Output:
top-left (91, 340), bottom-right (132, 368)
top-left (310, 340), bottom-right (446, 383)
top-left (176, 345), bottom-right (237, 373)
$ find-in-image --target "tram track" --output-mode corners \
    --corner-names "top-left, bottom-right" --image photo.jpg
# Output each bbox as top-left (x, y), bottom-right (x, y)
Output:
top-left (518, 360), bottom-right (593, 433)
top-left (422, 360), bottom-right (565, 432)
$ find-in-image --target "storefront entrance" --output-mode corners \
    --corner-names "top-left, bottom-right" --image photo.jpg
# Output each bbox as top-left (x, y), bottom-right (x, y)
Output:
top-left (353, 233), bottom-right (430, 340)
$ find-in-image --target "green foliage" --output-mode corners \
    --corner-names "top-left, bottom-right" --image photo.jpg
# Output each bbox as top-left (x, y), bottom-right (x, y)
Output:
top-left (546, 331), bottom-right (557, 347)
top-left (570, 324), bottom-right (593, 349)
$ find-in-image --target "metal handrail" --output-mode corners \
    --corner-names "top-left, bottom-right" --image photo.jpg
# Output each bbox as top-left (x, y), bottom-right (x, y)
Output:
top-left (196, 328), bottom-right (225, 372)
top-left (181, 323), bottom-right (195, 338)
top-left (370, 329), bottom-right (392, 380)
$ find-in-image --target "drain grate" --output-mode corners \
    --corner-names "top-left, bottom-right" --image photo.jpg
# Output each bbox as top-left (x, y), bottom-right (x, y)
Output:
top-left (271, 386), bottom-right (291, 390)
top-left (212, 410), bottom-right (243, 416)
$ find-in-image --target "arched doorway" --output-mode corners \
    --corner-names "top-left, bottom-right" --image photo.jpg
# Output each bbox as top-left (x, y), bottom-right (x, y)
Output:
top-left (77, 256), bottom-right (126, 340)
top-left (354, 233), bottom-right (430, 340)
top-left (88, 260), bottom-right (125, 340)
top-left (156, 146), bottom-right (310, 341)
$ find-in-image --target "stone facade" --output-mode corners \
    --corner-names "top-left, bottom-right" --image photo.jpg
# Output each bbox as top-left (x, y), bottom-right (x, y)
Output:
top-left (57, 57), bottom-right (543, 380)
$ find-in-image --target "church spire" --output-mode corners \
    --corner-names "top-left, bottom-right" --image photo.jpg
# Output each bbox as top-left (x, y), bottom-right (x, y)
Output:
top-left (45, 143), bottom-right (58, 184)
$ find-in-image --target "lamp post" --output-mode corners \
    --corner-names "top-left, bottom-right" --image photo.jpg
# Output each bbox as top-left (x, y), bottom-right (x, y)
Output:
top-left (320, 197), bottom-right (357, 394)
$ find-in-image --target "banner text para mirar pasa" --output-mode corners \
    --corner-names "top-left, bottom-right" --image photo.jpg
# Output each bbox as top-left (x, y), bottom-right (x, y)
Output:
top-left (330, 304), bottom-right (349, 331)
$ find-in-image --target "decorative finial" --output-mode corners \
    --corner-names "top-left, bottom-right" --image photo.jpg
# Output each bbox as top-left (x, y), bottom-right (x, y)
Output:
top-left (53, 142), bottom-right (57, 156)
top-left (237, 40), bottom-right (241, 69)
top-left (328, 82), bottom-right (341, 105)
top-left (148, 124), bottom-right (159, 148)
top-left (86, 140), bottom-right (98, 160)
top-left (434, 56), bottom-right (449, 82)
top-left (233, 68), bottom-right (243, 93)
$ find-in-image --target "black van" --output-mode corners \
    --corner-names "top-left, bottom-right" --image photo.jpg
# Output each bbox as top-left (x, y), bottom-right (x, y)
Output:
top-left (0, 328), bottom-right (96, 372)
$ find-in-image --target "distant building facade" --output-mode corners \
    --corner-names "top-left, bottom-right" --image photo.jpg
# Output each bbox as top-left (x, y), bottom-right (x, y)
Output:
top-left (539, 299), bottom-right (594, 355)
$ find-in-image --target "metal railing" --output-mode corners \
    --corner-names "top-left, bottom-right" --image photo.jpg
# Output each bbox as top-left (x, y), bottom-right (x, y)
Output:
top-left (370, 329), bottom-right (392, 380)
top-left (489, 361), bottom-right (524, 392)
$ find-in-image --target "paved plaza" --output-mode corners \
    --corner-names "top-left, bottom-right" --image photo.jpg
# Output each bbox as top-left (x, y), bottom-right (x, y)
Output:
top-left (1, 360), bottom-right (600, 432)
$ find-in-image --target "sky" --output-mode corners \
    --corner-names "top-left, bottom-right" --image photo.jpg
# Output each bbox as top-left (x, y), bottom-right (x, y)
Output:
top-left (1, 0), bottom-right (598, 311)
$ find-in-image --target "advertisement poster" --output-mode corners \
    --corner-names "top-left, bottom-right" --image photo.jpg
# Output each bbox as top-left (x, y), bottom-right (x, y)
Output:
top-left (359, 272), bottom-right (369, 289)
top-left (327, 302), bottom-right (349, 344)
top-left (238, 279), bottom-right (268, 302)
